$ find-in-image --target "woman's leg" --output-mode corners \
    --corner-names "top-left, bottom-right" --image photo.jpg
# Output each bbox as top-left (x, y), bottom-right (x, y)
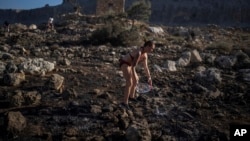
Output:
top-left (129, 70), bottom-right (138, 99)
top-left (121, 65), bottom-right (132, 104)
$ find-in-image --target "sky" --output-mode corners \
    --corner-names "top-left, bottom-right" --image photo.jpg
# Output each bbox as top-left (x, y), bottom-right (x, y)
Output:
top-left (0, 0), bottom-right (63, 10)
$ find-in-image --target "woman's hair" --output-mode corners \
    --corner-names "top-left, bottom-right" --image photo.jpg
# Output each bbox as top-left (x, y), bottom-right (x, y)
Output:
top-left (143, 40), bottom-right (154, 47)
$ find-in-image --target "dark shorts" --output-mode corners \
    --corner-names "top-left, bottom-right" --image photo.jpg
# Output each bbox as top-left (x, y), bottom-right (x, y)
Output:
top-left (119, 59), bottom-right (131, 68)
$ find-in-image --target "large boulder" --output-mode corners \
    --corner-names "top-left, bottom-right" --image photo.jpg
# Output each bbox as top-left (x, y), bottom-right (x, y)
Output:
top-left (19, 58), bottom-right (55, 75)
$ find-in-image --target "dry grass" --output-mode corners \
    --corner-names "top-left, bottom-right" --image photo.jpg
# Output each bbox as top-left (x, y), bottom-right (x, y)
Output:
top-left (206, 41), bottom-right (233, 54)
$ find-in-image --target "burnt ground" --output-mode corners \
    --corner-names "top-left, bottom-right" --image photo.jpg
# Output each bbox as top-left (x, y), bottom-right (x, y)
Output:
top-left (0, 22), bottom-right (250, 141)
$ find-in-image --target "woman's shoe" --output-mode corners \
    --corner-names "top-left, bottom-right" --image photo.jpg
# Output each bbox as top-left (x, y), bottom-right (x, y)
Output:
top-left (119, 102), bottom-right (131, 110)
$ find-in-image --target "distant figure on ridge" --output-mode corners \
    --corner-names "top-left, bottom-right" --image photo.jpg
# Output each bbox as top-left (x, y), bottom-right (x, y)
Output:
top-left (119, 41), bottom-right (155, 110)
top-left (47, 17), bottom-right (54, 31)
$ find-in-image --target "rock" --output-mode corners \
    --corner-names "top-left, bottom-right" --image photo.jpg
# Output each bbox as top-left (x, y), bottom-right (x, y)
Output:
top-left (10, 91), bottom-right (24, 107)
top-left (6, 111), bottom-right (27, 133)
top-left (29, 24), bottom-right (37, 30)
top-left (62, 88), bottom-right (78, 100)
top-left (2, 53), bottom-right (14, 60)
top-left (201, 53), bottom-right (216, 64)
top-left (194, 68), bottom-right (221, 88)
top-left (119, 118), bottom-right (130, 129)
top-left (190, 49), bottom-right (202, 63)
top-left (12, 23), bottom-right (28, 31)
top-left (19, 58), bottom-right (55, 75)
top-left (208, 89), bottom-right (222, 99)
top-left (58, 58), bottom-right (71, 66)
top-left (215, 56), bottom-right (237, 69)
top-left (153, 64), bottom-right (163, 72)
top-left (64, 127), bottom-right (79, 137)
top-left (23, 91), bottom-right (41, 105)
top-left (164, 60), bottom-right (177, 71)
top-left (92, 88), bottom-right (102, 95)
top-left (148, 26), bottom-right (164, 35)
top-left (90, 105), bottom-right (102, 114)
top-left (3, 72), bottom-right (25, 86)
top-left (176, 51), bottom-right (191, 67)
top-left (46, 74), bottom-right (64, 91)
top-left (126, 125), bottom-right (140, 141)
top-left (102, 105), bottom-right (114, 112)
top-left (5, 62), bottom-right (18, 73)
top-left (126, 120), bottom-right (152, 141)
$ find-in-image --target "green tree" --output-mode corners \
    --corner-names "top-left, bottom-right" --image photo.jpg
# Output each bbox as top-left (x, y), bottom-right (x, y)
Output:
top-left (127, 0), bottom-right (151, 28)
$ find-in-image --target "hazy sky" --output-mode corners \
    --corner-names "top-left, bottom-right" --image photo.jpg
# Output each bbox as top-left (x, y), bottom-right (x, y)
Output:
top-left (0, 0), bottom-right (63, 10)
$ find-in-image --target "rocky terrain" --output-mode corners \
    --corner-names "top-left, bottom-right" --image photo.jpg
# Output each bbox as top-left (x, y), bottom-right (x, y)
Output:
top-left (0, 14), bottom-right (250, 141)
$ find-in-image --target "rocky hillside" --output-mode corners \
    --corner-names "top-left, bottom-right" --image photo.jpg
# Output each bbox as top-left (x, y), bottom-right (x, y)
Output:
top-left (0, 14), bottom-right (249, 140)
top-left (0, 0), bottom-right (250, 26)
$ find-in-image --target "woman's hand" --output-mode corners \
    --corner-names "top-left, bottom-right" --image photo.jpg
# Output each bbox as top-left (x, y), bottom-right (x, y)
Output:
top-left (148, 77), bottom-right (152, 89)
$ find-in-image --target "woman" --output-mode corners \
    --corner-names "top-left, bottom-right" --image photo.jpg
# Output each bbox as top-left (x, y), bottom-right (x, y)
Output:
top-left (119, 41), bottom-right (155, 110)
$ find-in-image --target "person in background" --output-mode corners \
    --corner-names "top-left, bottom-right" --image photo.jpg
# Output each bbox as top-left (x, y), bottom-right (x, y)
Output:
top-left (47, 17), bottom-right (54, 30)
top-left (119, 41), bottom-right (155, 110)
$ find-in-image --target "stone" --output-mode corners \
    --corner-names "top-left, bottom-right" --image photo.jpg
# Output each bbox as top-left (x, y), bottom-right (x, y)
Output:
top-left (215, 56), bottom-right (237, 69)
top-left (176, 51), bottom-right (191, 67)
top-left (6, 111), bottom-right (27, 133)
top-left (10, 91), bottom-right (24, 107)
top-left (164, 60), bottom-right (177, 71)
top-left (23, 91), bottom-right (41, 105)
top-left (90, 105), bottom-right (102, 114)
top-left (126, 125), bottom-right (140, 141)
top-left (29, 24), bottom-right (37, 30)
top-left (3, 72), bottom-right (25, 86)
top-left (46, 74), bottom-right (64, 91)
top-left (19, 58), bottom-right (55, 75)
top-left (190, 49), bottom-right (202, 63)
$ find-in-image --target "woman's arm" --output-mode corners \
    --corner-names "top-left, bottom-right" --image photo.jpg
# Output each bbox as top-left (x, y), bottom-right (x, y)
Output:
top-left (142, 54), bottom-right (152, 86)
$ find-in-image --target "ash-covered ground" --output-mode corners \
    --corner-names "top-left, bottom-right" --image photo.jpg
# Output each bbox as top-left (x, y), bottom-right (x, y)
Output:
top-left (0, 15), bottom-right (250, 141)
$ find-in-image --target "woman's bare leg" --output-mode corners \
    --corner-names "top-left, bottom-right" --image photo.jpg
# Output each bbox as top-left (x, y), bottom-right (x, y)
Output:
top-left (121, 65), bottom-right (132, 104)
top-left (130, 70), bottom-right (138, 99)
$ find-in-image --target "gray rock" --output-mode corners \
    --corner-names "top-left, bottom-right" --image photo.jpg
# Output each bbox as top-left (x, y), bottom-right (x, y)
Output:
top-left (201, 53), bottom-right (216, 64)
top-left (215, 56), bottom-right (237, 69)
top-left (19, 58), bottom-right (55, 75)
top-left (164, 60), bottom-right (177, 72)
top-left (194, 68), bottom-right (222, 87)
top-left (176, 51), bottom-right (191, 67)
